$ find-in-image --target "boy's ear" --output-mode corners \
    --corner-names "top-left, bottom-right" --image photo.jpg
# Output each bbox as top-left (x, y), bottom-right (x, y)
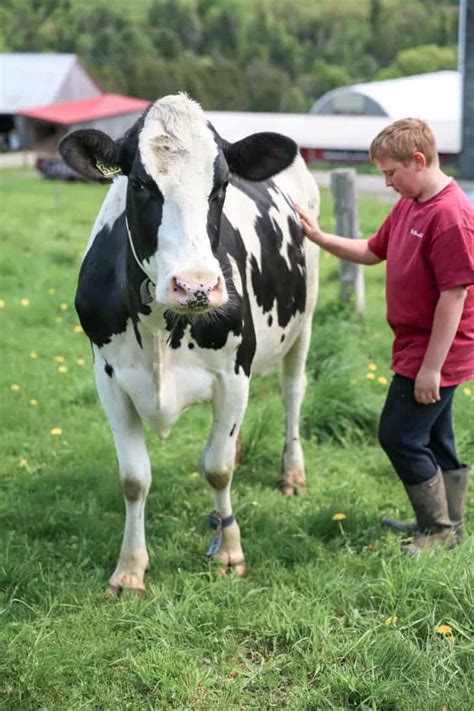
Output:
top-left (413, 151), bottom-right (426, 171)
top-left (58, 129), bottom-right (124, 183)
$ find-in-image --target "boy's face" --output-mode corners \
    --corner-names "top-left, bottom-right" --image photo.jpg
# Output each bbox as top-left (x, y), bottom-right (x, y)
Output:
top-left (375, 154), bottom-right (425, 199)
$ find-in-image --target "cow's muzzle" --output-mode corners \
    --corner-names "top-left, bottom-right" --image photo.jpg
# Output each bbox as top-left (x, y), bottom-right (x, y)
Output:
top-left (170, 273), bottom-right (226, 312)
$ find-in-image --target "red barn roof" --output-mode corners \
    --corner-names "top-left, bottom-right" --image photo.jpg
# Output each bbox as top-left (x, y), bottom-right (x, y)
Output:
top-left (18, 93), bottom-right (151, 125)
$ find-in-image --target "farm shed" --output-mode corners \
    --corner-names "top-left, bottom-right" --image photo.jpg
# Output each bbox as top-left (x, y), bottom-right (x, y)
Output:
top-left (0, 53), bottom-right (101, 150)
top-left (17, 94), bottom-right (152, 152)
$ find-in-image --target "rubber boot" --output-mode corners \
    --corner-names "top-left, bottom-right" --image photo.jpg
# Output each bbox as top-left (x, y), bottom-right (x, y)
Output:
top-left (400, 469), bottom-right (456, 556)
top-left (442, 466), bottom-right (470, 541)
top-left (382, 511), bottom-right (418, 534)
top-left (382, 480), bottom-right (421, 534)
top-left (384, 466), bottom-right (471, 536)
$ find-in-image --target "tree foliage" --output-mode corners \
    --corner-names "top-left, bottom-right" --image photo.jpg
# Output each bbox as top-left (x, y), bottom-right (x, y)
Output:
top-left (0, 0), bottom-right (459, 111)
top-left (376, 44), bottom-right (457, 79)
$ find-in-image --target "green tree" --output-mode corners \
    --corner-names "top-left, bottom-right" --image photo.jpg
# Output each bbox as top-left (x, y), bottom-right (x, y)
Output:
top-left (302, 60), bottom-right (352, 104)
top-left (0, 0), bottom-right (461, 112)
top-left (279, 85), bottom-right (308, 113)
top-left (147, 0), bottom-right (202, 53)
top-left (245, 59), bottom-right (290, 112)
top-left (376, 43), bottom-right (457, 79)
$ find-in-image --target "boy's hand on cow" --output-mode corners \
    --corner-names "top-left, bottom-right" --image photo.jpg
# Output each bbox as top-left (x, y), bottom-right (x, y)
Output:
top-left (294, 204), bottom-right (325, 245)
top-left (414, 366), bottom-right (441, 404)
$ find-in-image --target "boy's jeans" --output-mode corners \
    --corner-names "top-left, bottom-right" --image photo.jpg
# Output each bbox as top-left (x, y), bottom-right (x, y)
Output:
top-left (378, 374), bottom-right (462, 485)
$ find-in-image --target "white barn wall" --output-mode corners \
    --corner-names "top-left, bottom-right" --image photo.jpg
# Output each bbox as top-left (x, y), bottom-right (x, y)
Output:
top-left (68, 112), bottom-right (145, 139)
top-left (57, 62), bottom-right (101, 104)
top-left (206, 112), bottom-right (459, 157)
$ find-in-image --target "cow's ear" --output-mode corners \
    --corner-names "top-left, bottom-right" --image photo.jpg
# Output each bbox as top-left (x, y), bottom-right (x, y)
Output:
top-left (58, 129), bottom-right (124, 183)
top-left (223, 132), bottom-right (298, 181)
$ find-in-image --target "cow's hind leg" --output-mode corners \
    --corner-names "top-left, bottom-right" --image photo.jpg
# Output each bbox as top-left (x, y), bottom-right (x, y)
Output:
top-left (280, 319), bottom-right (313, 495)
top-left (202, 374), bottom-right (249, 576)
top-left (95, 361), bottom-right (151, 596)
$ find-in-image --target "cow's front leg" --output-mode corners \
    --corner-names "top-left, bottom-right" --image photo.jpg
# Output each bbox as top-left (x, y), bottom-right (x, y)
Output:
top-left (95, 362), bottom-right (151, 596)
top-left (202, 373), bottom-right (249, 576)
top-left (280, 319), bottom-right (312, 495)
top-left (107, 426), bottom-right (151, 597)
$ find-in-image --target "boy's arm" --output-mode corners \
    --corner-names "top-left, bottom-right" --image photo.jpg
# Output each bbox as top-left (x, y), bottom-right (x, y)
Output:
top-left (295, 205), bottom-right (381, 266)
top-left (415, 286), bottom-right (468, 404)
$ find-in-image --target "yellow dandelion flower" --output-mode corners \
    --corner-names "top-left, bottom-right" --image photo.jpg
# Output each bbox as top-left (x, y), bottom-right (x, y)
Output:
top-left (377, 376), bottom-right (388, 385)
top-left (76, 358), bottom-right (85, 366)
top-left (19, 458), bottom-right (28, 468)
top-left (60, 303), bottom-right (68, 311)
top-left (462, 387), bottom-right (472, 397)
top-left (11, 384), bottom-right (21, 392)
top-left (54, 355), bottom-right (65, 362)
top-left (20, 298), bottom-right (30, 307)
top-left (366, 373), bottom-right (376, 380)
top-left (58, 366), bottom-right (68, 374)
top-left (73, 325), bottom-right (83, 333)
top-left (55, 316), bottom-right (63, 324)
top-left (51, 428), bottom-right (63, 436)
top-left (436, 624), bottom-right (453, 635)
top-left (384, 616), bottom-right (398, 625)
top-left (47, 288), bottom-right (56, 295)
top-left (368, 363), bottom-right (378, 371)
top-left (30, 399), bottom-right (38, 406)
top-left (0, 299), bottom-right (5, 308)
top-left (332, 513), bottom-right (346, 521)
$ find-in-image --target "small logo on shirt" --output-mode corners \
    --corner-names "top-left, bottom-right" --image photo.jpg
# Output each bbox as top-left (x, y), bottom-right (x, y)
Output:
top-left (410, 228), bottom-right (424, 239)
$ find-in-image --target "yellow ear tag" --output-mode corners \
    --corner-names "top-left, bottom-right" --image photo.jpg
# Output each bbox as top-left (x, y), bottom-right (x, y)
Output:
top-left (96, 161), bottom-right (121, 177)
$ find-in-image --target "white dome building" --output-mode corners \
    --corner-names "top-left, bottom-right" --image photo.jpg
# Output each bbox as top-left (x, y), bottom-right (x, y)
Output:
top-left (310, 71), bottom-right (460, 123)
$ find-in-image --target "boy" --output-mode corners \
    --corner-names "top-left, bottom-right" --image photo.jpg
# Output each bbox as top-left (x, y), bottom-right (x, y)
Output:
top-left (295, 118), bottom-right (473, 555)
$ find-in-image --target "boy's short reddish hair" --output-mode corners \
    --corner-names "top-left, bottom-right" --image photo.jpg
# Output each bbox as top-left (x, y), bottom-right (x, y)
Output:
top-left (369, 118), bottom-right (438, 166)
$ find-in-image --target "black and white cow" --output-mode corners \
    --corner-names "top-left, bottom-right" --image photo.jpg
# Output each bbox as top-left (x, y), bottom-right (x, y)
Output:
top-left (59, 94), bottom-right (319, 595)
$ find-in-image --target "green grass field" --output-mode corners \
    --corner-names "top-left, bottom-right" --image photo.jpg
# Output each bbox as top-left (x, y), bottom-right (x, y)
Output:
top-left (1, 170), bottom-right (472, 710)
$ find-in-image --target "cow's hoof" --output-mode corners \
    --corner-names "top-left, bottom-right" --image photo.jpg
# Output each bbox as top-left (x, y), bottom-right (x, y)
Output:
top-left (106, 570), bottom-right (147, 598)
top-left (280, 482), bottom-right (307, 496)
top-left (280, 469), bottom-right (307, 496)
top-left (296, 481), bottom-right (307, 494)
top-left (105, 584), bottom-right (146, 598)
top-left (219, 559), bottom-right (247, 577)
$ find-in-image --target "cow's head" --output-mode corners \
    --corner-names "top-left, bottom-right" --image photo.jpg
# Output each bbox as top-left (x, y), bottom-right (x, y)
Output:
top-left (59, 94), bottom-right (297, 314)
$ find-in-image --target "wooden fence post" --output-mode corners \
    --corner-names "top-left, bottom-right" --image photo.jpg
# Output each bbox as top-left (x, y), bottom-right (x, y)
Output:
top-left (330, 168), bottom-right (365, 315)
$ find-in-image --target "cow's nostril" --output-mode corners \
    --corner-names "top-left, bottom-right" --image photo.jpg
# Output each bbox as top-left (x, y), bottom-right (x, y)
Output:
top-left (170, 273), bottom-right (225, 310)
top-left (172, 277), bottom-right (188, 296)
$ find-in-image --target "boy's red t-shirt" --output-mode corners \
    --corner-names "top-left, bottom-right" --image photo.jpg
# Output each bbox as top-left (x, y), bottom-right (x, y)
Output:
top-left (368, 180), bottom-right (474, 386)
